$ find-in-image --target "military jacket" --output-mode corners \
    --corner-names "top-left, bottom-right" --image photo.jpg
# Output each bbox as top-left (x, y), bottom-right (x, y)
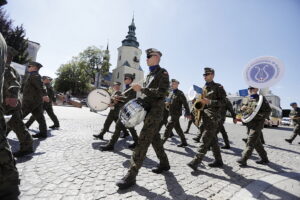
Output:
top-left (202, 81), bottom-right (227, 120)
top-left (22, 71), bottom-right (47, 106)
top-left (219, 98), bottom-right (236, 120)
top-left (3, 64), bottom-right (21, 113)
top-left (169, 89), bottom-right (190, 116)
top-left (45, 83), bottom-right (56, 103)
top-left (241, 94), bottom-right (271, 122)
top-left (289, 107), bottom-right (300, 125)
top-left (141, 65), bottom-right (169, 108)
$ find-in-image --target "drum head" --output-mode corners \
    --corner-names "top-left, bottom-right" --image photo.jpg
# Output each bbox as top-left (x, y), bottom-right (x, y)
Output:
top-left (87, 89), bottom-right (110, 111)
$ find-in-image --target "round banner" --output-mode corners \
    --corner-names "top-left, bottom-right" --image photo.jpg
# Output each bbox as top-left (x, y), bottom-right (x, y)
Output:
top-left (243, 56), bottom-right (284, 88)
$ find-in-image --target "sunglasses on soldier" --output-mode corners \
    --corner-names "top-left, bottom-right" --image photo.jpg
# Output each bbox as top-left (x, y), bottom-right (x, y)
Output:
top-left (147, 54), bottom-right (157, 59)
top-left (203, 73), bottom-right (212, 76)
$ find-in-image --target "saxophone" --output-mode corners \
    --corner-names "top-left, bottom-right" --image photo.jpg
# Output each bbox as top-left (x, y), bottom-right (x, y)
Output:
top-left (192, 88), bottom-right (207, 127)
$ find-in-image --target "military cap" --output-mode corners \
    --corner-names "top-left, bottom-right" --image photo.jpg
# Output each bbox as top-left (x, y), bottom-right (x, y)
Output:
top-left (42, 76), bottom-right (52, 81)
top-left (171, 79), bottom-right (180, 84)
top-left (290, 102), bottom-right (297, 106)
top-left (248, 86), bottom-right (257, 90)
top-left (113, 81), bottom-right (121, 86)
top-left (145, 48), bottom-right (162, 57)
top-left (124, 73), bottom-right (135, 80)
top-left (7, 46), bottom-right (18, 57)
top-left (28, 61), bottom-right (43, 69)
top-left (204, 67), bottom-right (215, 74)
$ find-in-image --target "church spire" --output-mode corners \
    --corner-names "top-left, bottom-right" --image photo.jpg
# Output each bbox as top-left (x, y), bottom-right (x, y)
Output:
top-left (122, 17), bottom-right (139, 48)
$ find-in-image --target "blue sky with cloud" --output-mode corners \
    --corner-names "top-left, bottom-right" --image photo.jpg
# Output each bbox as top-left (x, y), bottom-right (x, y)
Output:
top-left (4, 0), bottom-right (300, 108)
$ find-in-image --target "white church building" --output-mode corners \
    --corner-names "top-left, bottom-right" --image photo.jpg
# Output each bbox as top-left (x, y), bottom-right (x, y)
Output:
top-left (112, 18), bottom-right (144, 89)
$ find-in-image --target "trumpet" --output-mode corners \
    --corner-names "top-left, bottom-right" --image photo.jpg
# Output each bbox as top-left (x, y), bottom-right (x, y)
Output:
top-left (192, 89), bottom-right (207, 127)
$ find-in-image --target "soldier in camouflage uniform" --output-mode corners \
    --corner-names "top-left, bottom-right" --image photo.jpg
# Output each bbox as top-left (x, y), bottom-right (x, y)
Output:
top-left (93, 82), bottom-right (130, 140)
top-left (22, 61), bottom-right (49, 139)
top-left (25, 76), bottom-right (60, 129)
top-left (237, 86), bottom-right (271, 166)
top-left (285, 102), bottom-right (300, 144)
top-left (116, 48), bottom-right (170, 190)
top-left (0, 18), bottom-right (20, 199)
top-left (162, 79), bottom-right (191, 147)
top-left (100, 73), bottom-right (138, 151)
top-left (4, 47), bottom-right (33, 157)
top-left (217, 98), bottom-right (237, 149)
top-left (187, 68), bottom-right (226, 170)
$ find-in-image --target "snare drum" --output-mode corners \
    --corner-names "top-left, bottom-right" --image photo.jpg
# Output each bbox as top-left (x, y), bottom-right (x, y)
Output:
top-left (119, 98), bottom-right (147, 128)
top-left (87, 89), bottom-right (111, 111)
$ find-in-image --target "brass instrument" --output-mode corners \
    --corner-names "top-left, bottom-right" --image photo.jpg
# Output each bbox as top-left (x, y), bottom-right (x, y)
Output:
top-left (192, 89), bottom-right (207, 127)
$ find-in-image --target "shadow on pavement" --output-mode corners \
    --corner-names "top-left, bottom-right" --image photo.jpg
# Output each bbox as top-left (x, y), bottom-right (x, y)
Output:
top-left (266, 144), bottom-right (300, 155)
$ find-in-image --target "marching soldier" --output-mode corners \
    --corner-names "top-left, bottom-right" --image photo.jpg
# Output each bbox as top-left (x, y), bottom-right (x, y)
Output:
top-left (22, 61), bottom-right (49, 139)
top-left (162, 79), bottom-right (191, 147)
top-left (4, 46), bottom-right (33, 157)
top-left (237, 86), bottom-right (271, 166)
top-left (116, 48), bottom-right (170, 189)
top-left (0, 24), bottom-right (20, 199)
top-left (99, 73), bottom-right (138, 151)
top-left (285, 102), bottom-right (300, 144)
top-left (187, 67), bottom-right (226, 170)
top-left (217, 98), bottom-right (237, 149)
top-left (93, 82), bottom-right (130, 140)
top-left (25, 76), bottom-right (60, 129)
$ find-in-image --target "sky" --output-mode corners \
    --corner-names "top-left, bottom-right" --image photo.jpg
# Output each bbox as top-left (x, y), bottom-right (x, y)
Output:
top-left (4, 0), bottom-right (300, 109)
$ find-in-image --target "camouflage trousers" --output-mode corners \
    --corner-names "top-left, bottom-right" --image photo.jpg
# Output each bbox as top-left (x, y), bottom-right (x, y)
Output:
top-left (242, 120), bottom-right (268, 161)
top-left (162, 115), bottom-right (187, 144)
top-left (99, 109), bottom-right (129, 137)
top-left (288, 123), bottom-right (300, 142)
top-left (192, 116), bottom-right (222, 163)
top-left (6, 110), bottom-right (33, 151)
top-left (26, 103), bottom-right (59, 128)
top-left (217, 119), bottom-right (230, 146)
top-left (127, 102), bottom-right (170, 178)
top-left (185, 113), bottom-right (195, 132)
top-left (0, 113), bottom-right (20, 200)
top-left (22, 103), bottom-right (47, 135)
top-left (106, 119), bottom-right (138, 147)
top-left (158, 108), bottom-right (169, 132)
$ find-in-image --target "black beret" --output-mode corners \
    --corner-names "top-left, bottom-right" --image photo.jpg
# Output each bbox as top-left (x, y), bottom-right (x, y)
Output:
top-left (145, 48), bottom-right (162, 57)
top-left (28, 61), bottom-right (43, 69)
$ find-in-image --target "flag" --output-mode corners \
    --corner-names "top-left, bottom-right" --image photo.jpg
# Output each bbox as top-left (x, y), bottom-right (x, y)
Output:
top-left (239, 89), bottom-right (248, 97)
top-left (193, 85), bottom-right (203, 94)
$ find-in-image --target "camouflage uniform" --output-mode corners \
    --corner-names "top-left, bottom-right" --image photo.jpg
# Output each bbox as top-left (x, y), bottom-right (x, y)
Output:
top-left (25, 82), bottom-right (60, 128)
top-left (22, 65), bottom-right (48, 138)
top-left (93, 90), bottom-right (129, 139)
top-left (188, 80), bottom-right (226, 169)
top-left (100, 87), bottom-right (138, 150)
top-left (4, 63), bottom-right (33, 156)
top-left (162, 88), bottom-right (190, 146)
top-left (217, 98), bottom-right (236, 148)
top-left (237, 94), bottom-right (271, 166)
top-left (0, 31), bottom-right (20, 200)
top-left (285, 106), bottom-right (300, 143)
top-left (117, 64), bottom-right (170, 189)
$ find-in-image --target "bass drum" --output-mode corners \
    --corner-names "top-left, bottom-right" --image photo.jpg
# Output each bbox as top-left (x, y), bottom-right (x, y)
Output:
top-left (119, 98), bottom-right (147, 128)
top-left (87, 89), bottom-right (111, 111)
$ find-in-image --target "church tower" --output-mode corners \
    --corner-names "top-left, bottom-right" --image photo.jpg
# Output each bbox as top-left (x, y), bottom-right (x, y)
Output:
top-left (112, 17), bottom-right (144, 89)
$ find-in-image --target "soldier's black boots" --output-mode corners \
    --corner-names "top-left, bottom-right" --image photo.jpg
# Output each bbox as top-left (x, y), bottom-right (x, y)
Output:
top-left (285, 139), bottom-right (292, 144)
top-left (193, 137), bottom-right (200, 143)
top-left (128, 143), bottom-right (137, 149)
top-left (99, 145), bottom-right (114, 151)
top-left (221, 145), bottom-right (231, 149)
top-left (151, 165), bottom-right (170, 174)
top-left (256, 159), bottom-right (269, 165)
top-left (13, 149), bottom-right (34, 158)
top-left (32, 134), bottom-right (47, 139)
top-left (93, 133), bottom-right (104, 140)
top-left (177, 142), bottom-right (188, 147)
top-left (237, 158), bottom-right (247, 167)
top-left (208, 160), bottom-right (223, 167)
top-left (116, 173), bottom-right (136, 190)
top-left (187, 159), bottom-right (199, 171)
top-left (49, 125), bottom-right (59, 129)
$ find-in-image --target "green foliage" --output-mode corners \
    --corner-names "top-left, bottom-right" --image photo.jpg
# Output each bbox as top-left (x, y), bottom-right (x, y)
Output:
top-left (0, 8), bottom-right (29, 64)
top-left (54, 46), bottom-right (111, 95)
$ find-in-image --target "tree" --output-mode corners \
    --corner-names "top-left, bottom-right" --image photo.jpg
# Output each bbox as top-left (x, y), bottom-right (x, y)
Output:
top-left (0, 8), bottom-right (29, 64)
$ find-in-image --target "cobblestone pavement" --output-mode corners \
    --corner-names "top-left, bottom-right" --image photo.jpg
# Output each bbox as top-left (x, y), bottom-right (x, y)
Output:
top-left (7, 106), bottom-right (300, 200)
